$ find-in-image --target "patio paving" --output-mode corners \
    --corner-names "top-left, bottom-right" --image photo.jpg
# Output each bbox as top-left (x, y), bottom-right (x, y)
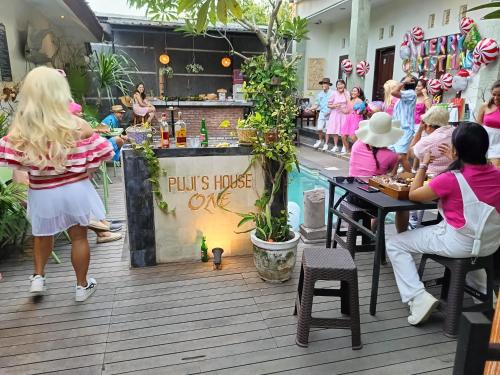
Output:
top-left (0, 148), bottom-right (457, 374)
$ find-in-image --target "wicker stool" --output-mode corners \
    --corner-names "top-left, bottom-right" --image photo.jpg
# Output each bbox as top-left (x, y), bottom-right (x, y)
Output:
top-left (294, 247), bottom-right (362, 349)
top-left (418, 254), bottom-right (495, 337)
top-left (133, 114), bottom-right (145, 125)
top-left (333, 201), bottom-right (376, 259)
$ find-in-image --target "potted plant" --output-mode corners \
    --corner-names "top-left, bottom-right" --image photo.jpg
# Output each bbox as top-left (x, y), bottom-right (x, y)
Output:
top-left (0, 181), bottom-right (28, 260)
top-left (159, 65), bottom-right (174, 78)
top-left (236, 116), bottom-right (258, 145)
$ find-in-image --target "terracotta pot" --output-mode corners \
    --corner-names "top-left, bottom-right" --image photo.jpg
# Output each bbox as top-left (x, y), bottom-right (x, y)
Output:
top-left (251, 230), bottom-right (300, 283)
top-left (237, 128), bottom-right (257, 145)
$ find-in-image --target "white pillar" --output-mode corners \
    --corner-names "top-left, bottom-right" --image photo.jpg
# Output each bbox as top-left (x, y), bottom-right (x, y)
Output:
top-left (348, 0), bottom-right (371, 90)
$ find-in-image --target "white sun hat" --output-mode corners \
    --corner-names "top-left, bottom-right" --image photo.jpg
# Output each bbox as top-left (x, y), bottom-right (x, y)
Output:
top-left (355, 112), bottom-right (404, 148)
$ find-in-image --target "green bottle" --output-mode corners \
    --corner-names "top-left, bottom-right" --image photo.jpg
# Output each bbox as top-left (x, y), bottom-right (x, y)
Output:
top-left (200, 236), bottom-right (209, 262)
top-left (200, 118), bottom-right (208, 147)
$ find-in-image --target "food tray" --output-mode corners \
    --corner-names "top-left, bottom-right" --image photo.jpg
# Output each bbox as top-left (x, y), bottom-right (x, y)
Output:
top-left (368, 173), bottom-right (414, 200)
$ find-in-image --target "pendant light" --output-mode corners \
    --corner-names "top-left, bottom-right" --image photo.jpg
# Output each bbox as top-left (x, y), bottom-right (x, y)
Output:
top-left (221, 56), bottom-right (231, 68)
top-left (159, 32), bottom-right (170, 65)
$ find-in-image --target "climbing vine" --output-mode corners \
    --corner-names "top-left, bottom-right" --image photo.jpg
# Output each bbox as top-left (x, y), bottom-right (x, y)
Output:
top-left (131, 142), bottom-right (174, 214)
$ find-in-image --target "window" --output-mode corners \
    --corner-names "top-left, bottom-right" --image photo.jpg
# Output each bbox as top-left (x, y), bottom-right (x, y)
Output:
top-left (379, 27), bottom-right (384, 40)
top-left (459, 5), bottom-right (467, 19)
top-left (389, 25), bottom-right (394, 38)
top-left (342, 38), bottom-right (346, 49)
top-left (428, 13), bottom-right (435, 28)
top-left (443, 9), bottom-right (450, 25)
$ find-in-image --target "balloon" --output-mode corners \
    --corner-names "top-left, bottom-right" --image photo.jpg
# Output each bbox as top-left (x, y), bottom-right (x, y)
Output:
top-left (463, 51), bottom-right (474, 69)
top-left (341, 59), bottom-right (353, 75)
top-left (427, 79), bottom-right (441, 95)
top-left (400, 41), bottom-right (411, 59)
top-left (459, 17), bottom-right (474, 35)
top-left (473, 38), bottom-right (499, 66)
top-left (451, 69), bottom-right (470, 92)
top-left (410, 26), bottom-right (424, 44)
top-left (464, 24), bottom-right (482, 51)
top-left (356, 61), bottom-right (370, 77)
top-left (440, 73), bottom-right (453, 91)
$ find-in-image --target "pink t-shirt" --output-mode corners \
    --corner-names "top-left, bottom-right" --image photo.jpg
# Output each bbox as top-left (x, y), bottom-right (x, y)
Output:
top-left (349, 141), bottom-right (399, 177)
top-left (428, 164), bottom-right (500, 228)
top-left (413, 126), bottom-right (454, 175)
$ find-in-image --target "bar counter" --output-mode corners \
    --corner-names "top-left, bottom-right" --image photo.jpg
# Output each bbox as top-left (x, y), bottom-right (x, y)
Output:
top-left (122, 144), bottom-right (264, 267)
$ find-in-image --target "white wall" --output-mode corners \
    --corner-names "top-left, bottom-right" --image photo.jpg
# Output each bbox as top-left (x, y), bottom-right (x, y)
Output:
top-left (299, 0), bottom-right (498, 105)
top-left (296, 0), bottom-right (345, 19)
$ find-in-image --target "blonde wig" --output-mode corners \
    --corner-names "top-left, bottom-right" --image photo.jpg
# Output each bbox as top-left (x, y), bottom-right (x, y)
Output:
top-left (383, 80), bottom-right (399, 108)
top-left (8, 66), bottom-right (77, 172)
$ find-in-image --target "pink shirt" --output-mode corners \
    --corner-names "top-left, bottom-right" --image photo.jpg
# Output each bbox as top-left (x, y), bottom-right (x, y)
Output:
top-left (429, 164), bottom-right (500, 228)
top-left (413, 126), bottom-right (454, 175)
top-left (349, 141), bottom-right (399, 177)
top-left (483, 108), bottom-right (500, 129)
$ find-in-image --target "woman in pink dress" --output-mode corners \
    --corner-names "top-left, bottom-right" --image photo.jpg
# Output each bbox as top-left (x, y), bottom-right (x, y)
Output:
top-left (478, 80), bottom-right (500, 168)
top-left (414, 79), bottom-right (432, 131)
top-left (341, 87), bottom-right (366, 154)
top-left (133, 82), bottom-right (156, 123)
top-left (325, 79), bottom-right (350, 153)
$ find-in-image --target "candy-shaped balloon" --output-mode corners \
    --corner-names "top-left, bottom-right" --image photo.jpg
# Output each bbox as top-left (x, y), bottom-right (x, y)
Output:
top-left (410, 26), bottom-right (424, 44)
top-left (459, 17), bottom-right (474, 35)
top-left (356, 60), bottom-right (370, 77)
top-left (452, 69), bottom-right (470, 92)
top-left (473, 38), bottom-right (499, 66)
top-left (440, 73), bottom-right (453, 91)
top-left (341, 59), bottom-right (353, 75)
top-left (464, 24), bottom-right (482, 51)
top-left (427, 78), bottom-right (441, 95)
top-left (400, 41), bottom-right (411, 59)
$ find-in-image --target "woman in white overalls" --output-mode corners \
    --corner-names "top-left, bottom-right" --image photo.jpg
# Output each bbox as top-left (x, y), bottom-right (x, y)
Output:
top-left (387, 122), bottom-right (500, 326)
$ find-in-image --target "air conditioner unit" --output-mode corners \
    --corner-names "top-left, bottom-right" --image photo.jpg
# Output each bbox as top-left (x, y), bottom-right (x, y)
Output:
top-left (24, 25), bottom-right (52, 65)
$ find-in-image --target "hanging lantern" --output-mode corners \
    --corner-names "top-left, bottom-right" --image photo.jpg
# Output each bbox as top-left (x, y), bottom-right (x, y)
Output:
top-left (221, 56), bottom-right (232, 68)
top-left (159, 51), bottom-right (170, 65)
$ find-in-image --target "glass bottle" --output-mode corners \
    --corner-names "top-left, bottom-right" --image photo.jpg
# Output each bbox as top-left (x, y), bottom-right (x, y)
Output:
top-left (200, 236), bottom-right (209, 262)
top-left (174, 111), bottom-right (187, 148)
top-left (199, 118), bottom-right (208, 147)
top-left (160, 112), bottom-right (170, 148)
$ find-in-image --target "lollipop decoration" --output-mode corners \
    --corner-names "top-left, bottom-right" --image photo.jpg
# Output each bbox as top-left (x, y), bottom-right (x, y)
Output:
top-left (473, 38), bottom-right (499, 66)
top-left (410, 26), bottom-right (424, 44)
top-left (459, 17), bottom-right (474, 35)
top-left (427, 78), bottom-right (441, 95)
top-left (439, 73), bottom-right (453, 91)
top-left (341, 59), bottom-right (353, 75)
top-left (356, 60), bottom-right (370, 78)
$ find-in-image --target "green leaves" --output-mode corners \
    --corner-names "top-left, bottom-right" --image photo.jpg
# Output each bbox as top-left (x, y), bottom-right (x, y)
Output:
top-left (0, 182), bottom-right (28, 248)
top-left (279, 16), bottom-right (309, 42)
top-left (196, 0), bottom-right (211, 32)
top-left (468, 2), bottom-right (500, 19)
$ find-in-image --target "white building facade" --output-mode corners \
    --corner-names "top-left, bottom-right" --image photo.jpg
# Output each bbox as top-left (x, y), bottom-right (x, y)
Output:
top-left (295, 0), bottom-right (500, 114)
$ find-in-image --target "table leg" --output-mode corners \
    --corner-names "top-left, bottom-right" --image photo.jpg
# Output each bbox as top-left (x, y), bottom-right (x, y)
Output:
top-left (326, 183), bottom-right (335, 248)
top-left (370, 209), bottom-right (387, 316)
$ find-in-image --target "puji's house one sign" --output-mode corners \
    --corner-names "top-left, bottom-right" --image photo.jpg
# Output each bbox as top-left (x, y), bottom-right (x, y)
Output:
top-left (154, 155), bottom-right (264, 262)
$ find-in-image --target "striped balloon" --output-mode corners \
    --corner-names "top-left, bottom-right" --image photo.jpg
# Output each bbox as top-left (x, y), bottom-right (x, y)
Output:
top-left (427, 78), bottom-right (441, 95)
top-left (459, 17), bottom-right (474, 35)
top-left (356, 60), bottom-right (370, 77)
top-left (410, 26), bottom-right (424, 44)
top-left (439, 73), bottom-right (453, 91)
top-left (341, 59), bottom-right (353, 75)
top-left (473, 38), bottom-right (499, 66)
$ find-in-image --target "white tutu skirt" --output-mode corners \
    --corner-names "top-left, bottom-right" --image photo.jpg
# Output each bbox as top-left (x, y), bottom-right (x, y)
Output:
top-left (28, 179), bottom-right (106, 236)
top-left (484, 125), bottom-right (500, 159)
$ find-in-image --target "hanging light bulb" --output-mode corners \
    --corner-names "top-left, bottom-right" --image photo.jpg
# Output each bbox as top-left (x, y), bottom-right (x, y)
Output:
top-left (159, 49), bottom-right (170, 65)
top-left (221, 56), bottom-right (231, 68)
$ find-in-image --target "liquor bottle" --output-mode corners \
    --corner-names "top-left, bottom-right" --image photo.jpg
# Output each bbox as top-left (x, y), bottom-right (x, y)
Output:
top-left (160, 112), bottom-right (170, 148)
top-left (200, 236), bottom-right (209, 262)
top-left (174, 111), bottom-right (187, 147)
top-left (199, 118), bottom-right (208, 147)
top-left (463, 104), bottom-right (470, 121)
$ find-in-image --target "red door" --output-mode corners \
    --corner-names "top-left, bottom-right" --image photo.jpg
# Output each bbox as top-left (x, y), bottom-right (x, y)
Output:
top-left (372, 47), bottom-right (395, 101)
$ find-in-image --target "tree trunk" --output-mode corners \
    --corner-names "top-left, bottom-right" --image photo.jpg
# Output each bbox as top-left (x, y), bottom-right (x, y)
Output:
top-left (264, 158), bottom-right (288, 217)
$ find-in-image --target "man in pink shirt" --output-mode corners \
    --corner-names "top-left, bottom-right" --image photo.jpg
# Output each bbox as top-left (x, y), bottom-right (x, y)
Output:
top-left (411, 106), bottom-right (454, 175)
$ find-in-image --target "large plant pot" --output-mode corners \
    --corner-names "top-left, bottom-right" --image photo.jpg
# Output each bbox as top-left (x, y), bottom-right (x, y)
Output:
top-left (237, 128), bottom-right (257, 145)
top-left (251, 230), bottom-right (300, 283)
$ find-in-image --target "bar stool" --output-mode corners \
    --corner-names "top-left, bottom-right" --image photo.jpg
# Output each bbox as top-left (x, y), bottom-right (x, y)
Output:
top-left (294, 247), bottom-right (362, 349)
top-left (418, 253), bottom-right (495, 337)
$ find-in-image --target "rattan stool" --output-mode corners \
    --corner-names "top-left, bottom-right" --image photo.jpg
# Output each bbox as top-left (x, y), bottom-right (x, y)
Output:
top-left (418, 254), bottom-right (495, 337)
top-left (294, 247), bottom-right (362, 349)
top-left (333, 201), bottom-right (376, 260)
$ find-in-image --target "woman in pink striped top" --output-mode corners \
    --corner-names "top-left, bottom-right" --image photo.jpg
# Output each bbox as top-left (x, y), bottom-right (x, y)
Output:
top-left (0, 67), bottom-right (114, 302)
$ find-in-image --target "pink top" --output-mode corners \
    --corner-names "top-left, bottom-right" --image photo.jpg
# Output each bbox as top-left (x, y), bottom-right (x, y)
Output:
top-left (429, 164), bottom-right (500, 228)
top-left (384, 97), bottom-right (398, 116)
top-left (414, 102), bottom-right (426, 124)
top-left (483, 108), bottom-right (500, 129)
top-left (413, 126), bottom-right (454, 175)
top-left (328, 90), bottom-right (349, 113)
top-left (349, 141), bottom-right (399, 177)
top-left (0, 133), bottom-right (114, 190)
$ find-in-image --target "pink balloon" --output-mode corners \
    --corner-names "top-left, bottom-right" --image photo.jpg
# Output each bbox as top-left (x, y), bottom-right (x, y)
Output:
top-left (459, 17), bottom-right (474, 35)
top-left (439, 73), bottom-right (453, 91)
top-left (473, 38), bottom-right (499, 66)
top-left (427, 78), bottom-right (441, 95)
top-left (410, 26), bottom-right (424, 44)
top-left (356, 60), bottom-right (370, 77)
top-left (341, 59), bottom-right (353, 75)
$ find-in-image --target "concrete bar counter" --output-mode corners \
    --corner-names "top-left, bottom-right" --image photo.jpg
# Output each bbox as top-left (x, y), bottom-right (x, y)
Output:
top-left (122, 144), bottom-right (263, 267)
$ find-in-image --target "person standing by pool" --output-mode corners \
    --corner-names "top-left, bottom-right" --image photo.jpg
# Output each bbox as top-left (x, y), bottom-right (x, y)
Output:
top-left (390, 76), bottom-right (418, 172)
top-left (386, 122), bottom-right (500, 326)
top-left (341, 87), bottom-right (366, 154)
top-left (312, 78), bottom-right (333, 150)
top-left (477, 80), bottom-right (500, 168)
top-left (326, 79), bottom-right (350, 153)
top-left (0, 67), bottom-right (114, 301)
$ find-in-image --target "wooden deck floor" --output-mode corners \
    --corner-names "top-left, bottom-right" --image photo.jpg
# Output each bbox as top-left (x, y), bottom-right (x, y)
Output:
top-left (0, 169), bottom-right (457, 375)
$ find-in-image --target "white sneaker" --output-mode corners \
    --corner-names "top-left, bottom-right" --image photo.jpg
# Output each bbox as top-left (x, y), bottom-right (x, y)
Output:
top-left (29, 274), bottom-right (46, 294)
top-left (321, 144), bottom-right (329, 152)
top-left (407, 291), bottom-right (439, 325)
top-left (75, 278), bottom-right (97, 302)
top-left (340, 147), bottom-right (347, 154)
top-left (313, 140), bottom-right (322, 149)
